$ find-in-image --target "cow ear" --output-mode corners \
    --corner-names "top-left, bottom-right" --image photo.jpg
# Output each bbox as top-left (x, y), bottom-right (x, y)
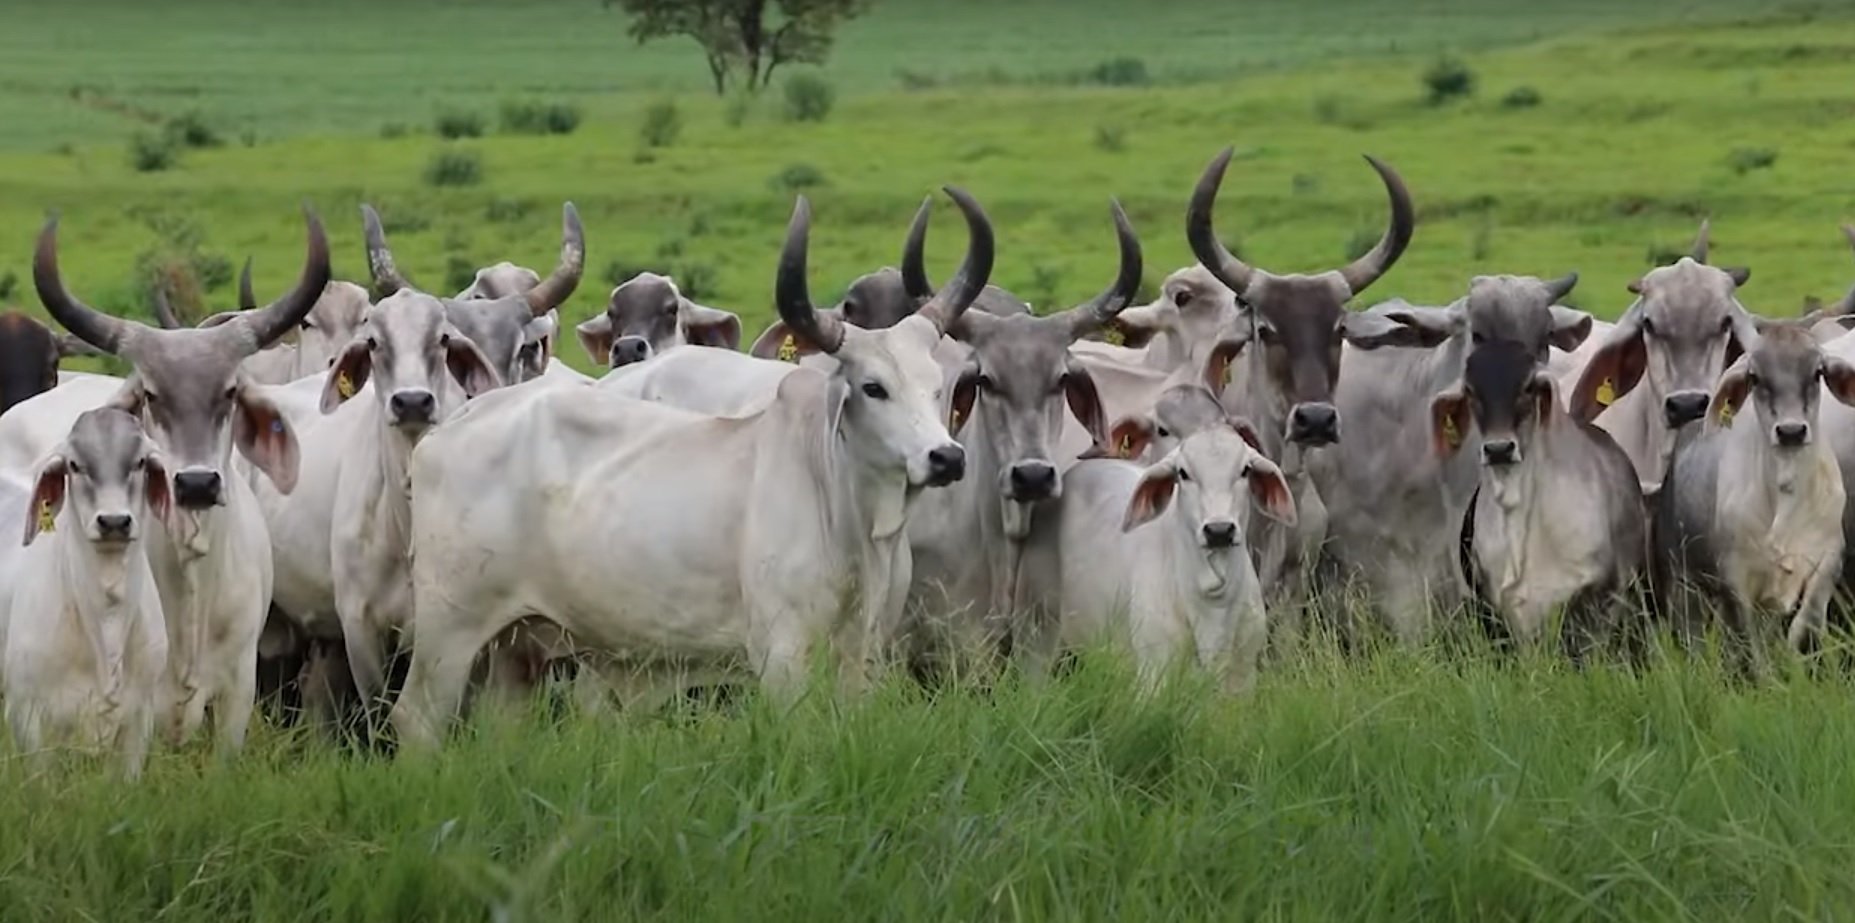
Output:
top-left (1080, 415), bottom-right (1153, 460)
top-left (1430, 388), bottom-right (1473, 459)
top-left (683, 303), bottom-right (743, 350)
top-left (1569, 324), bottom-right (1646, 422)
top-left (1727, 266), bottom-right (1752, 287)
top-left (1823, 357), bottom-right (1855, 408)
top-left (444, 329), bottom-right (503, 398)
top-left (575, 313), bottom-right (615, 366)
top-left (1339, 303), bottom-right (1460, 350)
top-left (105, 376), bottom-right (146, 416)
top-left (235, 385), bottom-right (300, 494)
top-left (1708, 363), bottom-right (1751, 427)
top-left (1548, 306), bottom-right (1594, 352)
top-left (1063, 362), bottom-right (1109, 447)
top-left (141, 448), bottom-right (172, 525)
top-left (1121, 463), bottom-right (1178, 532)
top-left (1530, 375), bottom-right (1558, 430)
top-left (1229, 417), bottom-right (1263, 453)
top-left (1244, 454), bottom-right (1297, 526)
top-left (1203, 336), bottom-right (1248, 395)
top-left (1107, 299), bottom-right (1172, 349)
top-left (320, 339), bottom-right (372, 414)
top-left (748, 320), bottom-right (821, 362)
top-left (24, 452), bottom-right (68, 545)
top-left (949, 367), bottom-right (980, 437)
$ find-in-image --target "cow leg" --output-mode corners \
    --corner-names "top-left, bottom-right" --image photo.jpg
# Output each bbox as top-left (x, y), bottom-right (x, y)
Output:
top-left (1202, 593), bottom-right (1267, 696)
top-left (1718, 589), bottom-right (1764, 682)
top-left (120, 703), bottom-right (155, 781)
top-left (213, 652), bottom-right (258, 757)
top-left (391, 602), bottom-right (518, 750)
top-left (1558, 586), bottom-right (1611, 669)
top-left (1789, 556), bottom-right (1842, 658)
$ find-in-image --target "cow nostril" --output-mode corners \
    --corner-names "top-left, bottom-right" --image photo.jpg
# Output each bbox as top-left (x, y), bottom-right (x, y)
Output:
top-left (611, 337), bottom-right (653, 368)
top-left (1481, 439), bottom-right (1518, 464)
top-left (926, 445), bottom-right (965, 484)
top-left (1008, 462), bottom-right (1058, 499)
top-left (1202, 521), bottom-right (1238, 547)
top-left (95, 513), bottom-right (132, 536)
top-left (1664, 392), bottom-right (1709, 425)
top-left (1289, 404), bottom-right (1339, 445)
top-left (390, 390), bottom-right (437, 423)
top-left (172, 470), bottom-right (222, 509)
top-left (1776, 422), bottom-right (1809, 446)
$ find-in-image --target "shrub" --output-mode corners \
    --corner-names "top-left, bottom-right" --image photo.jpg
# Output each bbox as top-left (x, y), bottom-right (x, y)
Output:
top-left (1027, 263), bottom-right (1065, 309)
top-left (434, 109), bottom-right (485, 139)
top-left (238, 128), bottom-right (258, 148)
top-left (164, 110), bottom-right (222, 149)
top-left (379, 122), bottom-right (410, 139)
top-left (501, 99), bottom-right (581, 135)
top-left (895, 68), bottom-right (939, 91)
top-left (769, 162), bottom-right (827, 192)
top-left (1087, 57), bottom-right (1150, 87)
top-left (1292, 173), bottom-right (1321, 195)
top-left (445, 254), bottom-right (479, 295)
top-left (640, 99), bottom-right (681, 148)
top-left (1093, 124), bottom-right (1127, 153)
top-left (128, 131), bottom-right (177, 172)
top-left (723, 91), bottom-right (754, 128)
top-left (1727, 146), bottom-right (1778, 175)
top-left (424, 148), bottom-right (483, 187)
top-left (1500, 86), bottom-right (1543, 109)
top-left (485, 197), bottom-right (534, 224)
top-left (1342, 226), bottom-right (1381, 262)
top-left (1422, 56), bottom-right (1476, 104)
top-left (783, 72), bottom-right (835, 123)
top-left (0, 269), bottom-right (16, 302)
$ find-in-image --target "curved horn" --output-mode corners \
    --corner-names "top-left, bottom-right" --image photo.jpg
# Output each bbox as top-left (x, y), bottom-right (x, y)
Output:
top-left (361, 204), bottom-right (412, 299)
top-left (901, 195), bottom-right (935, 301)
top-left (774, 197), bottom-right (846, 354)
top-left (1544, 272), bottom-right (1579, 303)
top-left (1067, 198), bottom-right (1144, 337)
top-left (915, 186), bottom-right (996, 334)
top-left (237, 255), bottom-right (257, 310)
top-left (1834, 225), bottom-right (1855, 316)
top-left (1690, 218), bottom-right (1712, 264)
top-left (1335, 155), bottom-right (1416, 297)
top-left (34, 214), bottom-right (136, 354)
top-left (239, 207), bottom-right (331, 349)
top-left (151, 283), bottom-right (181, 329)
top-left (522, 202), bottom-right (585, 316)
top-left (1186, 147), bottom-right (1256, 298)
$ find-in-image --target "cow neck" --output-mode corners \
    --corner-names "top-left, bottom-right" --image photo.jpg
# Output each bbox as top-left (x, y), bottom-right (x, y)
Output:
top-left (369, 403), bottom-right (422, 554)
top-left (1717, 419), bottom-right (1844, 611)
top-left (959, 398), bottom-right (1033, 616)
top-left (146, 498), bottom-right (233, 696)
top-left (56, 523), bottom-right (147, 706)
top-left (1616, 384), bottom-right (1678, 491)
top-left (1156, 499), bottom-right (1241, 601)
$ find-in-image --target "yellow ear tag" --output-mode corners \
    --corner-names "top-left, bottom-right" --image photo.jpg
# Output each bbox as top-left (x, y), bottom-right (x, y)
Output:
top-left (336, 372), bottom-right (356, 400)
top-left (36, 499), bottom-right (55, 534)
top-left (1118, 432), bottom-right (1133, 458)
top-left (776, 334), bottom-right (798, 363)
top-left (950, 406), bottom-right (965, 431)
top-left (1443, 414), bottom-right (1462, 450)
top-left (1595, 377), bottom-right (1616, 407)
top-left (1718, 402), bottom-right (1736, 427)
top-left (1102, 326), bottom-right (1126, 347)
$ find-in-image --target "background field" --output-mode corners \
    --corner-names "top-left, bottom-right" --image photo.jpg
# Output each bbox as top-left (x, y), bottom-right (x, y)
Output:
top-left (7, 0), bottom-right (1855, 919)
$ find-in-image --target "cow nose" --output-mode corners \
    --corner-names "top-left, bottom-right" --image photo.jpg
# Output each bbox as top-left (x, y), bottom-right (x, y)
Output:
top-left (610, 336), bottom-right (653, 367)
top-left (1776, 422), bottom-right (1809, 446)
top-left (926, 444), bottom-right (965, 486)
top-left (94, 513), bottom-right (132, 539)
top-left (1007, 461), bottom-right (1058, 500)
top-left (1288, 404), bottom-right (1339, 446)
top-left (389, 390), bottom-right (437, 425)
top-left (172, 470), bottom-right (222, 509)
top-left (1201, 520), bottom-right (1238, 548)
top-left (1664, 391), bottom-right (1709, 426)
top-left (1481, 439), bottom-right (1519, 465)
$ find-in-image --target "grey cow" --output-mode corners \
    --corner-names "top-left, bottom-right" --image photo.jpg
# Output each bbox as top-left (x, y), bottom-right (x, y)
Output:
top-left (576, 272), bottom-right (742, 368)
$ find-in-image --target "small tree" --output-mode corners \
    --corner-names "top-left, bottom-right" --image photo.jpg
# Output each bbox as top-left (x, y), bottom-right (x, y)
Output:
top-left (606, 0), bottom-right (871, 95)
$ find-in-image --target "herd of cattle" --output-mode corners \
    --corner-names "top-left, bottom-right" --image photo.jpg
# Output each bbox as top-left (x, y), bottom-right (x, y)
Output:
top-left (1, 147), bottom-right (1854, 776)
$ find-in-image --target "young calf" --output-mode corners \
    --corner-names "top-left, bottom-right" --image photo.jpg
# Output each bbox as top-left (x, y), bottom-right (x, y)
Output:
top-left (1035, 394), bottom-right (1296, 692)
top-left (1432, 339), bottom-right (1649, 659)
top-left (4, 409), bottom-right (170, 778)
top-left (1659, 320), bottom-right (1855, 669)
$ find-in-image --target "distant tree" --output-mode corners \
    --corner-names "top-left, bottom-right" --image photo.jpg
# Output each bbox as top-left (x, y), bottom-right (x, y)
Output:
top-left (605, 0), bottom-right (871, 95)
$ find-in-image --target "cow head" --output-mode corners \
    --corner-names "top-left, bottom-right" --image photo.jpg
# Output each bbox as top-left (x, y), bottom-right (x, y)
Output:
top-left (1709, 320), bottom-right (1855, 450)
top-left (1087, 381), bottom-right (1262, 466)
top-left (192, 263), bottom-right (371, 378)
top-left (320, 291), bottom-right (500, 435)
top-left (0, 310), bottom-right (99, 414)
top-left (1187, 147), bottom-right (1415, 448)
top-left (1429, 338), bottom-right (1560, 467)
top-left (576, 272), bottom-right (742, 368)
top-left (1570, 220), bottom-right (1755, 427)
top-left (774, 187), bottom-right (994, 489)
top-left (1123, 414), bottom-right (1295, 560)
top-left (362, 203), bottom-right (583, 386)
top-left (24, 407), bottom-right (170, 548)
top-left (34, 210), bottom-right (325, 511)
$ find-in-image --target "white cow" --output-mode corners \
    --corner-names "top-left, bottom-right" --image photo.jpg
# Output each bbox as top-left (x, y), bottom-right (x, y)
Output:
top-left (176, 263), bottom-right (371, 386)
top-left (4, 409), bottom-right (170, 778)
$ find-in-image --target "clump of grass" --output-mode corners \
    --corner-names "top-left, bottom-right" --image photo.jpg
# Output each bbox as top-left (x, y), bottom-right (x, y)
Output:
top-left (723, 90), bottom-right (754, 128)
top-left (163, 110), bottom-right (221, 149)
top-left (1343, 225), bottom-right (1381, 261)
top-left (424, 147), bottom-right (483, 187)
top-left (783, 72), bottom-right (835, 123)
top-left (1087, 56), bottom-right (1150, 87)
top-left (128, 131), bottom-right (177, 172)
top-left (500, 99), bottom-right (581, 135)
top-left (769, 162), bottom-right (827, 192)
top-left (485, 197), bottom-right (533, 224)
top-left (1423, 55), bottom-right (1476, 104)
top-left (1727, 146), bottom-right (1778, 175)
top-left (0, 269), bottom-right (17, 302)
top-left (1500, 85), bottom-right (1543, 109)
top-left (895, 68), bottom-right (939, 91)
top-left (379, 121), bottom-right (410, 139)
top-left (434, 108), bottom-right (485, 139)
top-left (1093, 124), bottom-right (1126, 153)
top-left (639, 99), bottom-right (681, 148)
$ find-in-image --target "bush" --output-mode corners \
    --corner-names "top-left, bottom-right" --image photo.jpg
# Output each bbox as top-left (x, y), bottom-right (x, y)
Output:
top-left (1727, 147), bottom-right (1778, 175)
top-left (1087, 57), bottom-right (1150, 87)
top-left (434, 109), bottom-right (485, 139)
top-left (768, 162), bottom-right (827, 192)
top-left (379, 122), bottom-right (410, 139)
top-left (1343, 226), bottom-right (1381, 262)
top-left (164, 110), bottom-right (222, 149)
top-left (501, 99), bottom-right (581, 136)
top-left (128, 131), bottom-right (178, 172)
top-left (1422, 56), bottom-right (1476, 104)
top-left (640, 99), bottom-right (681, 149)
top-left (895, 68), bottom-right (939, 91)
top-left (1093, 124), bottom-right (1126, 153)
top-left (1292, 173), bottom-right (1321, 195)
top-left (783, 72), bottom-right (835, 123)
top-left (445, 254), bottom-right (479, 295)
top-left (485, 198), bottom-right (534, 224)
top-left (0, 269), bottom-right (16, 302)
top-left (1500, 86), bottom-right (1543, 109)
top-left (723, 91), bottom-right (754, 128)
top-left (424, 148), bottom-right (483, 187)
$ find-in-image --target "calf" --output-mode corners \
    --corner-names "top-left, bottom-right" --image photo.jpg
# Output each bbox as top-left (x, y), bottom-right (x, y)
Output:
top-left (4, 409), bottom-right (170, 778)
top-left (1432, 339), bottom-right (1649, 659)
top-left (1659, 320), bottom-right (1855, 670)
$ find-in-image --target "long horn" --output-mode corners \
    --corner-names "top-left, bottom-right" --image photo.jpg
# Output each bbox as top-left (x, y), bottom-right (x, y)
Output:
top-left (1544, 272), bottom-right (1579, 303)
top-left (362, 204), bottom-right (412, 299)
top-left (1186, 147), bottom-right (1256, 298)
top-left (1834, 224), bottom-right (1855, 315)
top-left (915, 186), bottom-right (996, 334)
top-left (151, 283), bottom-right (181, 329)
top-left (237, 256), bottom-right (257, 310)
top-left (239, 207), bottom-right (331, 350)
top-left (774, 196), bottom-right (846, 354)
top-left (34, 214), bottom-right (136, 354)
top-left (900, 196), bottom-right (935, 300)
top-left (1067, 198), bottom-right (1144, 337)
top-left (1335, 155), bottom-right (1416, 296)
top-left (522, 202), bottom-right (585, 316)
top-left (1690, 219), bottom-right (1712, 264)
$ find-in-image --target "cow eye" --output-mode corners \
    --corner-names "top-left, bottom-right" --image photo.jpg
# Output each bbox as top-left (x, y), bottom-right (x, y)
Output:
top-left (976, 374), bottom-right (995, 392)
top-left (1156, 426), bottom-right (1172, 439)
top-left (66, 460), bottom-right (82, 476)
top-left (224, 386), bottom-right (237, 400)
top-left (1747, 371), bottom-right (1761, 389)
top-left (439, 333), bottom-right (452, 349)
top-left (1719, 317), bottom-right (1734, 334)
top-left (1471, 332), bottom-right (1486, 345)
top-left (366, 336), bottom-right (380, 351)
top-left (299, 319), bottom-right (314, 331)
top-left (1641, 318), bottom-right (1656, 336)
top-left (1173, 290), bottom-right (1193, 308)
top-left (861, 381), bottom-right (889, 400)
top-left (1178, 468), bottom-right (1193, 483)
top-left (1258, 326), bottom-right (1280, 345)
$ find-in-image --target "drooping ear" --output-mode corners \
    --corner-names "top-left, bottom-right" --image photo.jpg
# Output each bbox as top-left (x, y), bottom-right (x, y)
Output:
top-left (24, 451), bottom-right (68, 545)
top-left (575, 313), bottom-right (615, 366)
top-left (949, 365), bottom-right (981, 436)
top-left (1063, 360), bottom-right (1109, 447)
top-left (748, 320), bottom-right (824, 362)
top-left (1707, 360), bottom-right (1751, 427)
top-left (54, 333), bottom-right (103, 358)
top-left (320, 338), bottom-right (373, 414)
top-left (1228, 417), bottom-right (1263, 453)
top-left (443, 327), bottom-right (503, 397)
top-left (1202, 335), bottom-right (1249, 394)
top-left (1429, 387), bottom-right (1473, 459)
top-left (1569, 313), bottom-right (1647, 422)
top-left (1547, 305), bottom-right (1594, 352)
top-left (1079, 415), bottom-right (1154, 460)
top-left (1529, 374), bottom-right (1558, 430)
top-left (1338, 303), bottom-right (1461, 350)
top-left (234, 384), bottom-right (301, 494)
top-left (141, 448), bottom-right (172, 525)
top-left (105, 376), bottom-right (146, 416)
top-left (1106, 299), bottom-right (1174, 349)
top-left (1244, 454), bottom-right (1297, 526)
top-left (1822, 357), bottom-right (1855, 408)
top-left (1121, 462), bottom-right (1178, 532)
top-left (682, 302), bottom-right (743, 350)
